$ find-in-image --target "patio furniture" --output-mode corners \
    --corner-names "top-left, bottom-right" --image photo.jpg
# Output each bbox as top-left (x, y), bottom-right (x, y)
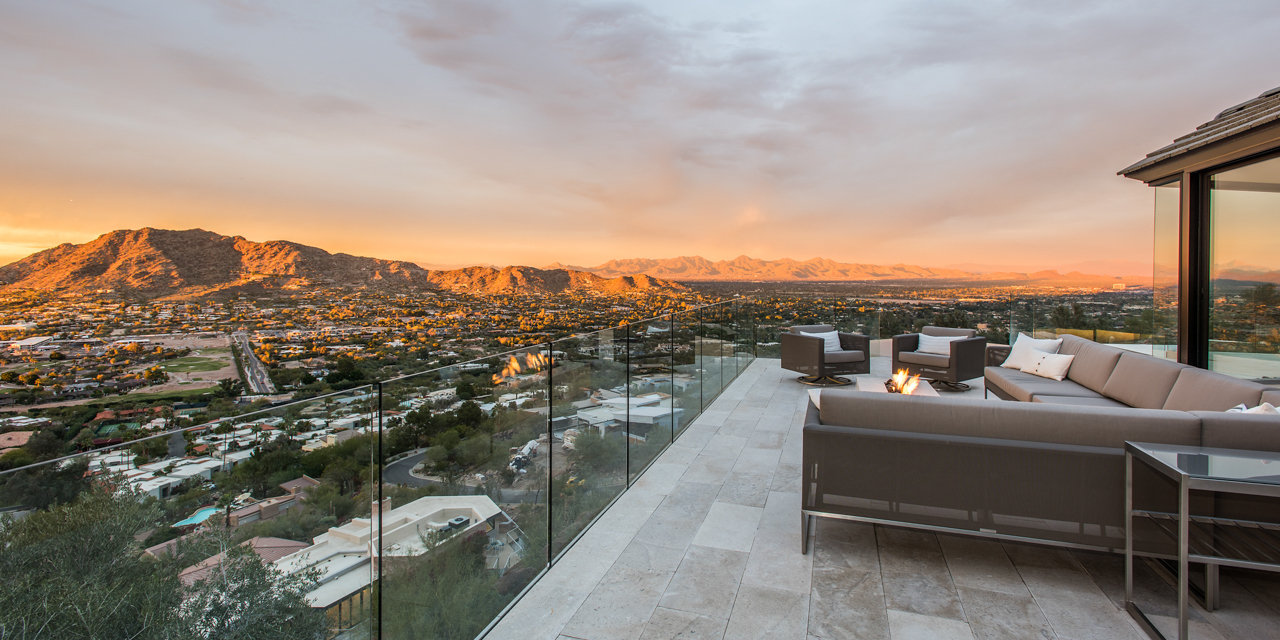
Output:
top-left (781, 324), bottom-right (869, 386)
top-left (799, 359), bottom-right (1280, 552)
top-left (1125, 441), bottom-right (1280, 640)
top-left (892, 326), bottom-right (987, 391)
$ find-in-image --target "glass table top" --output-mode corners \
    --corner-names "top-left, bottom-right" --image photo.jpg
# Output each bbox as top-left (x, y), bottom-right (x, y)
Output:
top-left (1130, 442), bottom-right (1280, 486)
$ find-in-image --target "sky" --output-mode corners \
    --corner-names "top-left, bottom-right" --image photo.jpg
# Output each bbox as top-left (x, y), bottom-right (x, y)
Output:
top-left (1, 0), bottom-right (1278, 275)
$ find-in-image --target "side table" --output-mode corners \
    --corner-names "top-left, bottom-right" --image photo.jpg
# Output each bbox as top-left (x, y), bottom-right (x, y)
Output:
top-left (1125, 441), bottom-right (1280, 640)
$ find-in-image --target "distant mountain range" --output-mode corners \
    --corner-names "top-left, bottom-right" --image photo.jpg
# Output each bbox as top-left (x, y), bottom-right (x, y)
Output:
top-left (0, 229), bottom-right (686, 297)
top-left (545, 256), bottom-right (1153, 287)
top-left (5, 228), bottom-right (1217, 299)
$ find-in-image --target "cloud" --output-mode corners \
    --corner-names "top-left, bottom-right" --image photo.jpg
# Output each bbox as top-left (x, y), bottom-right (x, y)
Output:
top-left (0, 0), bottom-right (1278, 271)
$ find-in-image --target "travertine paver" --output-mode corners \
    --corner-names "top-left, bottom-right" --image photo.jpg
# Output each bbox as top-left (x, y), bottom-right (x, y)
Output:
top-left (494, 358), bottom-right (1280, 640)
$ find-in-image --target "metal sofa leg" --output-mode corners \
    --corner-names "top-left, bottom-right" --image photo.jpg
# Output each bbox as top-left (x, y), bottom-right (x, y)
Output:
top-left (800, 513), bottom-right (810, 554)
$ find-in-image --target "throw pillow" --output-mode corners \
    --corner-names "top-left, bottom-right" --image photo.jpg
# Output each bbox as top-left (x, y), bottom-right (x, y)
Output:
top-left (1021, 352), bottom-right (1075, 381)
top-left (1227, 402), bottom-right (1280, 415)
top-left (917, 334), bottom-right (962, 355)
top-left (800, 330), bottom-right (842, 353)
top-left (1001, 334), bottom-right (1063, 370)
top-left (808, 389), bottom-right (822, 410)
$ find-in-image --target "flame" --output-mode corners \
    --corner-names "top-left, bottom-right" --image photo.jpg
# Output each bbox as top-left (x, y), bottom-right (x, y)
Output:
top-left (889, 369), bottom-right (922, 394)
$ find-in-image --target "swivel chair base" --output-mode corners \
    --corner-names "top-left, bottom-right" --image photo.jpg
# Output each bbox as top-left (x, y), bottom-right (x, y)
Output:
top-left (797, 375), bottom-right (852, 386)
top-left (928, 379), bottom-right (971, 392)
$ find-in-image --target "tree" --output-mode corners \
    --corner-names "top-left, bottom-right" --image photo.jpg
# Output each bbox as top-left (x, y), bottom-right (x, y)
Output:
top-left (217, 378), bottom-right (244, 399)
top-left (48, 351), bottom-right (67, 361)
top-left (179, 537), bottom-right (327, 640)
top-left (571, 429), bottom-right (623, 472)
top-left (145, 366), bottom-right (168, 384)
top-left (1050, 303), bottom-right (1091, 330)
top-left (0, 485), bottom-right (182, 639)
top-left (0, 371), bottom-right (17, 383)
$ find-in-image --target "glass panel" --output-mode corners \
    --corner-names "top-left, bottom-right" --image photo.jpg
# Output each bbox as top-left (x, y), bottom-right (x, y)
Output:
top-left (549, 329), bottom-right (628, 559)
top-left (1153, 179), bottom-right (1181, 360)
top-left (376, 348), bottom-right (549, 639)
top-left (1210, 156), bottom-right (1280, 380)
top-left (0, 386), bottom-right (375, 639)
top-left (627, 318), bottom-right (675, 483)
top-left (672, 312), bottom-right (701, 438)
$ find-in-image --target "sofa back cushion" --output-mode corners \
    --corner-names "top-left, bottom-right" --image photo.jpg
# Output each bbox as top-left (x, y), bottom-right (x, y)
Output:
top-left (1263, 388), bottom-right (1280, 406)
top-left (819, 391), bottom-right (1201, 450)
top-left (1101, 352), bottom-right (1190, 409)
top-left (1162, 368), bottom-right (1267, 412)
top-left (1058, 335), bottom-right (1123, 394)
top-left (1193, 411), bottom-right (1280, 451)
top-left (922, 326), bottom-right (977, 338)
top-left (790, 324), bottom-right (834, 334)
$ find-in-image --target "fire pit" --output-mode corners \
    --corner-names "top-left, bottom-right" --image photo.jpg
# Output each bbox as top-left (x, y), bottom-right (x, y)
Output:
top-left (884, 369), bottom-right (922, 394)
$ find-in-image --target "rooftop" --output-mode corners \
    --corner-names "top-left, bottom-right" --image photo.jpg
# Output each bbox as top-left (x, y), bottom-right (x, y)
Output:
top-left (487, 358), bottom-right (1280, 640)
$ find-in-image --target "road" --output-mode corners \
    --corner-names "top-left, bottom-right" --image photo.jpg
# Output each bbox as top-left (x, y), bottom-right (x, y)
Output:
top-left (383, 451), bottom-right (542, 504)
top-left (232, 331), bottom-right (276, 395)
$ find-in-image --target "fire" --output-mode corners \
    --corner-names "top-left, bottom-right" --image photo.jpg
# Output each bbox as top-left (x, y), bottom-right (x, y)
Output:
top-left (492, 352), bottom-right (552, 384)
top-left (889, 369), bottom-right (921, 395)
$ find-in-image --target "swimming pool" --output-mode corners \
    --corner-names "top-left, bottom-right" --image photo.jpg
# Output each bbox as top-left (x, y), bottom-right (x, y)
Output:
top-left (174, 507), bottom-right (219, 527)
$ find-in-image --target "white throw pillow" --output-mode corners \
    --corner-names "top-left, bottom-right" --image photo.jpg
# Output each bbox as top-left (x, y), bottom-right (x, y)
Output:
top-left (1227, 402), bottom-right (1280, 415)
top-left (917, 334), bottom-right (962, 355)
top-left (800, 330), bottom-right (842, 353)
top-left (1021, 352), bottom-right (1075, 381)
top-left (1001, 334), bottom-right (1063, 370)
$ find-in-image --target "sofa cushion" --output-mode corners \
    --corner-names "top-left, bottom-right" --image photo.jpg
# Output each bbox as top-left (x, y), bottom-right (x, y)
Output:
top-left (1193, 411), bottom-right (1280, 451)
top-left (1263, 389), bottom-right (1280, 406)
top-left (1058, 335), bottom-right (1123, 394)
top-left (825, 350), bottom-right (865, 364)
top-left (922, 326), bottom-right (977, 338)
top-left (819, 392), bottom-right (1202, 450)
top-left (1032, 395), bottom-right (1130, 409)
top-left (899, 351), bottom-right (948, 367)
top-left (1102, 352), bottom-right (1190, 410)
top-left (985, 367), bottom-right (1103, 403)
top-left (1162, 368), bottom-right (1267, 412)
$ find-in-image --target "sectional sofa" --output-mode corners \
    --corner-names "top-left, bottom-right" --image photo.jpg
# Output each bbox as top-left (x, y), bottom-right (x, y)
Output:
top-left (801, 335), bottom-right (1280, 553)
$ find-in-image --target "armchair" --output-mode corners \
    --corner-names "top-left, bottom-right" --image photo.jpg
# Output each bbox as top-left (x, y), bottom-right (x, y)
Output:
top-left (892, 326), bottom-right (986, 391)
top-left (781, 324), bottom-right (870, 386)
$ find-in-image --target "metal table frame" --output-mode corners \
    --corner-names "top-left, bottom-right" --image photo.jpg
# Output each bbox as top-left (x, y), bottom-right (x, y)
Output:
top-left (1125, 441), bottom-right (1280, 640)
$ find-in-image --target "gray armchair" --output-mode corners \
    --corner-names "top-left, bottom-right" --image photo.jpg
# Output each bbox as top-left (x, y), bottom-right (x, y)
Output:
top-left (892, 326), bottom-right (986, 391)
top-left (781, 324), bottom-right (870, 386)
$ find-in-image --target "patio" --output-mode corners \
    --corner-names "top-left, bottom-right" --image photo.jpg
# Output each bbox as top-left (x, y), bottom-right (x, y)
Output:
top-left (486, 358), bottom-right (1280, 640)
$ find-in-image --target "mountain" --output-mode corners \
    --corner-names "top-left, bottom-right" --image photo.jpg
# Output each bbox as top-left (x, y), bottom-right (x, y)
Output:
top-left (425, 266), bottom-right (685, 295)
top-left (0, 229), bottom-right (684, 297)
top-left (572, 255), bottom-right (1148, 287)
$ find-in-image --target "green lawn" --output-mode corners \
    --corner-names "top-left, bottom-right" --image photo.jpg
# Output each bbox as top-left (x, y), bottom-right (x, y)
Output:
top-left (161, 356), bottom-right (228, 373)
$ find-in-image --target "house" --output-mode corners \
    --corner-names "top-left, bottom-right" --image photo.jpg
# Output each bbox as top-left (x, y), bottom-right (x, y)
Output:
top-left (179, 537), bottom-right (308, 587)
top-left (274, 495), bottom-right (511, 623)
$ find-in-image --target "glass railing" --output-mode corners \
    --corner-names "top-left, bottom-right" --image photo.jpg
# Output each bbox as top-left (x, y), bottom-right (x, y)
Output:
top-left (0, 298), bottom-right (755, 640)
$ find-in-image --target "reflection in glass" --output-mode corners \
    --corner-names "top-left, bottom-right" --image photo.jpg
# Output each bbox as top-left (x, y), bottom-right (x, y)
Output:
top-left (377, 348), bottom-right (548, 639)
top-left (1209, 155), bottom-right (1280, 380)
top-left (1153, 179), bottom-right (1180, 360)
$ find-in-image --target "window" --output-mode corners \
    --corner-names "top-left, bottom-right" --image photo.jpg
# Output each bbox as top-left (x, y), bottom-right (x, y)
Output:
top-left (1208, 155), bottom-right (1280, 380)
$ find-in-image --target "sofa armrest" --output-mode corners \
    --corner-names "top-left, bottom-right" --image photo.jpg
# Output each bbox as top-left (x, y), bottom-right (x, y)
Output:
top-left (781, 332), bottom-right (825, 375)
top-left (950, 336), bottom-right (988, 381)
top-left (986, 344), bottom-right (1012, 368)
top-left (837, 332), bottom-right (870, 354)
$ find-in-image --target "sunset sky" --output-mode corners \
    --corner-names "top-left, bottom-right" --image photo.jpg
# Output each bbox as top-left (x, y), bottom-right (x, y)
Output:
top-left (2, 1), bottom-right (1278, 275)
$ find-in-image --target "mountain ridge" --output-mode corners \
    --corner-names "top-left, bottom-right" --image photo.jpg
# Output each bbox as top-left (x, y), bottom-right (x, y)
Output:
top-left (0, 229), bottom-right (687, 297)
top-left (554, 255), bottom-right (1152, 287)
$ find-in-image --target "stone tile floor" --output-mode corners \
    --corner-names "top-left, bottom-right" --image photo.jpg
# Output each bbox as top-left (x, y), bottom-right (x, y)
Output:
top-left (487, 358), bottom-right (1280, 640)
